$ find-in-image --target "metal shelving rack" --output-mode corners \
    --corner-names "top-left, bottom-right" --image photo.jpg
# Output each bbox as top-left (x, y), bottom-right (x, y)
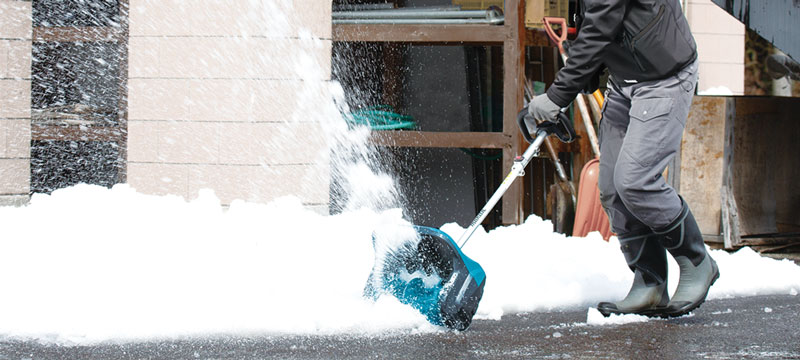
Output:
top-left (333, 0), bottom-right (548, 224)
top-left (31, 0), bottom-right (129, 183)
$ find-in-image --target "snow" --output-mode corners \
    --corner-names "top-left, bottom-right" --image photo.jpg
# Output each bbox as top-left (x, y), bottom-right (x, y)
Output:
top-left (0, 185), bottom-right (434, 344)
top-left (4, 3), bottom-right (799, 344)
top-left (586, 308), bottom-right (650, 326)
top-left (442, 218), bottom-right (800, 325)
top-left (1, 185), bottom-right (798, 343)
top-left (698, 86), bottom-right (735, 96)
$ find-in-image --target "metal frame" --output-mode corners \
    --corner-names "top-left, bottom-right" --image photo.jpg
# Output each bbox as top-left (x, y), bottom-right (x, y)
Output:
top-left (333, 0), bottom-right (540, 224)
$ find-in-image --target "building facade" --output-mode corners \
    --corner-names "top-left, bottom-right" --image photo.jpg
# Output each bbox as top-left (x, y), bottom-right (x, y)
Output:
top-left (0, 0), bottom-right (333, 212)
top-left (0, 0), bottom-right (31, 207)
top-left (0, 0), bottom-right (747, 216)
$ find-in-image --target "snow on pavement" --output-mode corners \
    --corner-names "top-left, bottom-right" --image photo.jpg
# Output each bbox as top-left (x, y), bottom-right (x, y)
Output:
top-left (0, 184), bottom-right (798, 343)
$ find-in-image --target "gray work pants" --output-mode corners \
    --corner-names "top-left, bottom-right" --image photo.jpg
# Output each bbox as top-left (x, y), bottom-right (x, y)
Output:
top-left (598, 59), bottom-right (698, 236)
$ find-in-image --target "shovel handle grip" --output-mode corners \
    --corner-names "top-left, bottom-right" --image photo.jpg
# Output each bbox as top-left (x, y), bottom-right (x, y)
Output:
top-left (543, 17), bottom-right (568, 54)
top-left (517, 108), bottom-right (536, 144)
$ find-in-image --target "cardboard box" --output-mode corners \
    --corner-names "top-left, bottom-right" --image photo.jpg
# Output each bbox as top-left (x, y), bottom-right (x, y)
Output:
top-left (452, 0), bottom-right (504, 10)
top-left (525, 0), bottom-right (568, 29)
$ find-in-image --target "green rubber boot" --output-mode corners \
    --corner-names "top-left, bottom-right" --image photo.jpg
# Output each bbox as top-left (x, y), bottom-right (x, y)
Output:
top-left (654, 197), bottom-right (720, 317)
top-left (598, 232), bottom-right (669, 317)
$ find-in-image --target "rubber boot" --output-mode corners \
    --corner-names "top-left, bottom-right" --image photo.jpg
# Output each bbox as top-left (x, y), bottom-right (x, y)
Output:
top-left (597, 232), bottom-right (669, 317)
top-left (654, 197), bottom-right (720, 317)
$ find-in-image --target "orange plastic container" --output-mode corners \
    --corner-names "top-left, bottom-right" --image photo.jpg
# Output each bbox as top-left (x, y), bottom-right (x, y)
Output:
top-left (572, 158), bottom-right (613, 240)
top-left (543, 17), bottom-right (613, 241)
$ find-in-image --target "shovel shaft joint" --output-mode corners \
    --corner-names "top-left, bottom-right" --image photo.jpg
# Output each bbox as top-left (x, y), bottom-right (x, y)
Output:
top-left (457, 130), bottom-right (547, 248)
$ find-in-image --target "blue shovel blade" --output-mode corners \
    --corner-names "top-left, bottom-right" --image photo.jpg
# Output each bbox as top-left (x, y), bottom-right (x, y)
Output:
top-left (366, 225), bottom-right (486, 330)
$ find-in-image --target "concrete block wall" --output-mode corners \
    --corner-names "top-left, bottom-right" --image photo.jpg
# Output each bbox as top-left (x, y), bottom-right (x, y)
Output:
top-left (686, 0), bottom-right (745, 95)
top-left (127, 1), bottom-right (333, 210)
top-left (0, 0), bottom-right (31, 206)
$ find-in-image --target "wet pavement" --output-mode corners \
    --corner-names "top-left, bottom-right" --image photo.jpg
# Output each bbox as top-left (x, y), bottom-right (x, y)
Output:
top-left (1, 294), bottom-right (798, 359)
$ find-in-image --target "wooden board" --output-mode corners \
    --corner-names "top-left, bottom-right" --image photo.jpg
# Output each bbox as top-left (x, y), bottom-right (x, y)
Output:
top-left (771, 99), bottom-right (800, 234)
top-left (369, 131), bottom-right (510, 149)
top-left (31, 124), bottom-right (124, 142)
top-left (720, 96), bottom-right (800, 248)
top-left (730, 98), bottom-right (780, 238)
top-left (680, 97), bottom-right (727, 237)
top-left (333, 24), bottom-right (506, 44)
top-left (500, 0), bottom-right (526, 224)
top-left (33, 27), bottom-right (124, 42)
top-left (332, 24), bottom-right (550, 47)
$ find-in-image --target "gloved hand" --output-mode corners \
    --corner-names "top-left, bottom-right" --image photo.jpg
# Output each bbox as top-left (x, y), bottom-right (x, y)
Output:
top-left (527, 94), bottom-right (561, 129)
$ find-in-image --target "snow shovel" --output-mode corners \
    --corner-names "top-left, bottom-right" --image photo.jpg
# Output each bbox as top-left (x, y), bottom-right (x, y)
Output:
top-left (524, 78), bottom-right (575, 234)
top-left (543, 16), bottom-right (613, 240)
top-left (365, 108), bottom-right (576, 330)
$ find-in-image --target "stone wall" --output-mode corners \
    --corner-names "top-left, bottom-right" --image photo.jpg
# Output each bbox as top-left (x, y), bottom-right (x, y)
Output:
top-left (0, 0), bottom-right (31, 206)
top-left (127, 1), bottom-right (332, 211)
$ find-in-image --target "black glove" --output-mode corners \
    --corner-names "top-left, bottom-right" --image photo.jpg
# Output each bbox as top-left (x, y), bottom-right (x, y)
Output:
top-left (517, 105), bottom-right (577, 144)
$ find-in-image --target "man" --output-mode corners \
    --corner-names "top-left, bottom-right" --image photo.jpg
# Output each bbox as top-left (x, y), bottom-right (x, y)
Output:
top-left (526, 0), bottom-right (719, 317)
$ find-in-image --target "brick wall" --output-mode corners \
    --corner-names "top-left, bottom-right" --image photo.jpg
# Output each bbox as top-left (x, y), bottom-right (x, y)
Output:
top-left (0, 0), bottom-right (31, 206)
top-left (686, 0), bottom-right (745, 95)
top-left (127, 1), bottom-right (332, 211)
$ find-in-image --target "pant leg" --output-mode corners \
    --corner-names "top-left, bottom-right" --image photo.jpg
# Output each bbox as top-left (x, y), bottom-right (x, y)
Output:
top-left (613, 60), bottom-right (699, 229)
top-left (597, 79), bottom-right (651, 236)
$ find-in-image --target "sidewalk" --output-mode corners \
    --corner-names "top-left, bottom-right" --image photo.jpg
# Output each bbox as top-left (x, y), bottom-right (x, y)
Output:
top-left (0, 294), bottom-right (797, 359)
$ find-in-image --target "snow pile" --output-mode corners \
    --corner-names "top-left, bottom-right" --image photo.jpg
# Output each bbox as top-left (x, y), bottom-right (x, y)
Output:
top-left (705, 246), bottom-right (800, 299)
top-left (698, 86), bottom-right (735, 96)
top-left (0, 185), bottom-right (798, 343)
top-left (441, 220), bottom-right (632, 319)
top-left (443, 218), bottom-right (800, 321)
top-left (0, 185), bottom-right (433, 343)
top-left (585, 308), bottom-right (650, 326)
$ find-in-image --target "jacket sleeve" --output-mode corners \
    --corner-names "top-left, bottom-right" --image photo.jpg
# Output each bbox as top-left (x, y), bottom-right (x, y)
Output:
top-left (546, 0), bottom-right (629, 107)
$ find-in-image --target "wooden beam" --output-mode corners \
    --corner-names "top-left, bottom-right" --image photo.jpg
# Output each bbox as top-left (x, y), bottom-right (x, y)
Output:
top-left (680, 97), bottom-right (727, 237)
top-left (369, 131), bottom-right (511, 149)
top-left (722, 98), bottom-right (739, 249)
top-left (333, 23), bottom-right (506, 44)
top-left (33, 26), bottom-right (124, 42)
top-left (332, 24), bottom-right (550, 46)
top-left (740, 232), bottom-right (800, 248)
top-left (501, 0), bottom-right (526, 225)
top-left (524, 28), bottom-right (551, 47)
top-left (32, 124), bottom-right (124, 143)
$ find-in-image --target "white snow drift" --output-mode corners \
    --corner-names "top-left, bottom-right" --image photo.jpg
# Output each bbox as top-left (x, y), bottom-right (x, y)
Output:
top-left (0, 184), bottom-right (798, 343)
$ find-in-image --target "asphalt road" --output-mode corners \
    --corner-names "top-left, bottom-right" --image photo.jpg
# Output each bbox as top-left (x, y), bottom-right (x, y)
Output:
top-left (1, 294), bottom-right (798, 359)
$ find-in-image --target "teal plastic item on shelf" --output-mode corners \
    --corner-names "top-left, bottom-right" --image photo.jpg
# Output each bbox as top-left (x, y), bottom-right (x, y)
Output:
top-left (345, 105), bottom-right (416, 130)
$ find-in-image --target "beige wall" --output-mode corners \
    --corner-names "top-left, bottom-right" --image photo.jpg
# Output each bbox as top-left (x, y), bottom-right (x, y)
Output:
top-left (686, 0), bottom-right (745, 95)
top-left (127, 1), bottom-right (333, 211)
top-left (0, 0), bottom-right (31, 206)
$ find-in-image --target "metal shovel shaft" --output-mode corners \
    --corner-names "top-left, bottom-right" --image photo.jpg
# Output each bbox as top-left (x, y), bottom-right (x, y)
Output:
top-left (457, 130), bottom-right (548, 248)
top-left (523, 78), bottom-right (576, 204)
top-left (544, 137), bottom-right (577, 204)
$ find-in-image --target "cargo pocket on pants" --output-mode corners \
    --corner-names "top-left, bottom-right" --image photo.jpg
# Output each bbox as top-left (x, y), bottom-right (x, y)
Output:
top-left (623, 98), bottom-right (674, 167)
